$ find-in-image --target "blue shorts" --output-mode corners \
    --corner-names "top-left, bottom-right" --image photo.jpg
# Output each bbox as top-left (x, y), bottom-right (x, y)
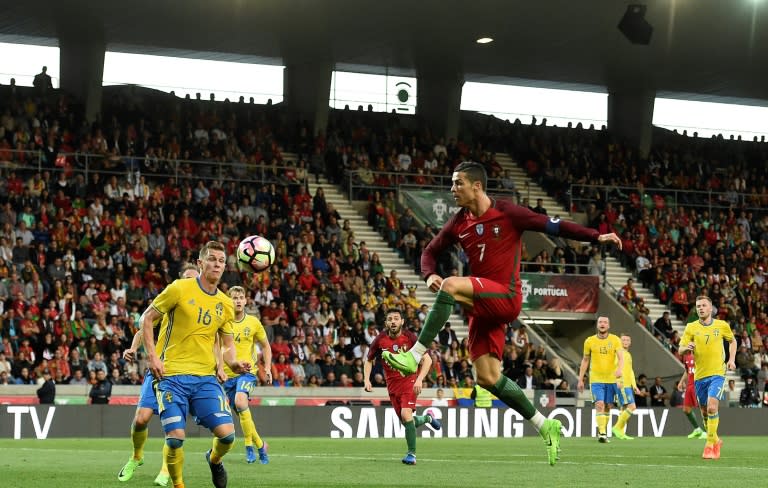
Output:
top-left (695, 375), bottom-right (726, 406)
top-left (590, 383), bottom-right (619, 404)
top-left (618, 386), bottom-right (635, 407)
top-left (223, 373), bottom-right (257, 410)
top-left (137, 371), bottom-right (159, 414)
top-left (156, 375), bottom-right (233, 433)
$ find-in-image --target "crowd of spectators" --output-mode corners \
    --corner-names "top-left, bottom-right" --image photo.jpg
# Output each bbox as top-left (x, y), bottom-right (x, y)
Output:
top-left (0, 84), bottom-right (535, 397)
top-left (511, 119), bottom-right (768, 399)
top-left (4, 79), bottom-right (767, 406)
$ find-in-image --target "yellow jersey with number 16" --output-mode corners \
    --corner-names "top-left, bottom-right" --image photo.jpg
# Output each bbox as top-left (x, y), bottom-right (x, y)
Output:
top-left (152, 277), bottom-right (234, 377)
top-left (680, 319), bottom-right (734, 380)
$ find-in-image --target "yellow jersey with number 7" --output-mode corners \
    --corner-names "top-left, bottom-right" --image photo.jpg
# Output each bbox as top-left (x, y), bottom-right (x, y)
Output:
top-left (152, 277), bottom-right (235, 377)
top-left (680, 319), bottom-right (734, 380)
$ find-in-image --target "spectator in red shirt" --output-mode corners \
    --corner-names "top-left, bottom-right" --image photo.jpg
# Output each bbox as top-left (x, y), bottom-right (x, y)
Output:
top-left (270, 335), bottom-right (291, 359)
top-left (297, 266), bottom-right (320, 293)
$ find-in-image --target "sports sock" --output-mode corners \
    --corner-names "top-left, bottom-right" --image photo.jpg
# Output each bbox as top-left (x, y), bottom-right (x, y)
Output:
top-left (253, 430), bottom-right (264, 450)
top-left (211, 435), bottom-right (235, 464)
top-left (163, 444), bottom-right (184, 486)
top-left (238, 409), bottom-right (256, 447)
top-left (614, 409), bottom-right (632, 431)
top-left (131, 425), bottom-right (149, 460)
top-left (416, 291), bottom-right (455, 350)
top-left (597, 413), bottom-right (609, 436)
top-left (413, 414), bottom-right (429, 428)
top-left (706, 413), bottom-right (719, 445)
top-left (404, 420), bottom-right (416, 453)
top-left (530, 412), bottom-right (546, 433)
top-left (487, 375), bottom-right (536, 420)
top-left (685, 410), bottom-right (700, 429)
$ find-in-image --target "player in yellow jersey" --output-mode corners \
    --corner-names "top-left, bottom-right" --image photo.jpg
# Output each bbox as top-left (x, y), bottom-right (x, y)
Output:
top-left (222, 286), bottom-right (272, 464)
top-left (680, 296), bottom-right (735, 460)
top-left (612, 333), bottom-right (639, 440)
top-left (577, 316), bottom-right (623, 443)
top-left (142, 241), bottom-right (251, 488)
top-left (118, 263), bottom-right (199, 487)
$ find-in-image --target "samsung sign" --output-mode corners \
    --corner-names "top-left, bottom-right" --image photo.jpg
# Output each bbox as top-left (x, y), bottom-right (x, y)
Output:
top-left (330, 407), bottom-right (669, 439)
top-left (2, 406), bottom-right (765, 439)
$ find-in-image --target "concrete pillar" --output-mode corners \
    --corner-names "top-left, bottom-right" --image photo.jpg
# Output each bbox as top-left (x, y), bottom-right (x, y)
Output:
top-left (417, 69), bottom-right (464, 142)
top-left (607, 88), bottom-right (656, 157)
top-left (283, 61), bottom-right (333, 136)
top-left (59, 29), bottom-right (105, 123)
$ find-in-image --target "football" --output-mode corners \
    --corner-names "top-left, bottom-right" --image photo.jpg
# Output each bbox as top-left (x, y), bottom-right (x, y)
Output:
top-left (236, 235), bottom-right (275, 272)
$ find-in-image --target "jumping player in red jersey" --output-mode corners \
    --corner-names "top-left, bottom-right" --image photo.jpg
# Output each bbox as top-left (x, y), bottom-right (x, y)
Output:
top-left (383, 161), bottom-right (622, 465)
top-left (365, 309), bottom-right (441, 465)
top-left (677, 353), bottom-right (707, 439)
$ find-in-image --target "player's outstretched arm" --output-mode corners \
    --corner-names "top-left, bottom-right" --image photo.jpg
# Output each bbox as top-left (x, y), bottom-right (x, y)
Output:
top-left (123, 320), bottom-right (146, 363)
top-left (141, 307), bottom-right (164, 379)
top-left (577, 355), bottom-right (590, 392)
top-left (597, 232), bottom-right (622, 250)
top-left (258, 336), bottom-right (273, 385)
top-left (221, 333), bottom-right (250, 374)
top-left (726, 338), bottom-right (737, 370)
top-left (363, 359), bottom-right (374, 392)
top-left (413, 353), bottom-right (433, 395)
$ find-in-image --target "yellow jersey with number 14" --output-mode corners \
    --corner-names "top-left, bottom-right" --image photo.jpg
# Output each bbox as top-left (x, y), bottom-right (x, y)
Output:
top-left (583, 333), bottom-right (622, 383)
top-left (223, 314), bottom-right (267, 379)
top-left (680, 319), bottom-right (734, 380)
top-left (152, 277), bottom-right (234, 377)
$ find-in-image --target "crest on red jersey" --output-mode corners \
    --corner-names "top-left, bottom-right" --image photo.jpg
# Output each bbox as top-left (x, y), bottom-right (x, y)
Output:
top-left (476, 224), bottom-right (484, 236)
top-left (492, 224), bottom-right (501, 238)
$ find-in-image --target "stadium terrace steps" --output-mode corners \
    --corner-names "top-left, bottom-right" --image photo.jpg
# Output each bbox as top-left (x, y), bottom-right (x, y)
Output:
top-left (496, 153), bottom-right (743, 389)
top-left (305, 175), bottom-right (467, 338)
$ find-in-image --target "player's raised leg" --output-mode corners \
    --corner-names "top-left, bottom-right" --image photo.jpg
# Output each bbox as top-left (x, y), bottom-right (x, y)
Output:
top-left (383, 276), bottom-right (470, 374)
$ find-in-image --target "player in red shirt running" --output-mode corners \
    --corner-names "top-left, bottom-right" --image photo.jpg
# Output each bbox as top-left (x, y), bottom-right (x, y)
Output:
top-left (677, 353), bottom-right (707, 439)
top-left (384, 161), bottom-right (621, 465)
top-left (365, 308), bottom-right (441, 465)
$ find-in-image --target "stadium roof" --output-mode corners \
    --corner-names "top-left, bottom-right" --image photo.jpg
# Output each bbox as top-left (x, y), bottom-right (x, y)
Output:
top-left (1, 0), bottom-right (767, 102)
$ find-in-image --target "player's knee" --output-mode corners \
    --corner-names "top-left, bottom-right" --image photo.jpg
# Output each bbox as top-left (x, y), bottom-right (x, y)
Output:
top-left (218, 432), bottom-right (236, 445)
top-left (475, 373), bottom-right (496, 389)
top-left (165, 437), bottom-right (184, 449)
top-left (134, 410), bottom-right (153, 427)
top-left (235, 399), bottom-right (249, 412)
top-left (440, 277), bottom-right (459, 295)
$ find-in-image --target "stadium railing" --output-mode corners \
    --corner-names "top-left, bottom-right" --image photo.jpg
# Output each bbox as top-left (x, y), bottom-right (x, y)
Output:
top-left (0, 149), bottom-right (309, 188)
top-left (569, 183), bottom-right (766, 215)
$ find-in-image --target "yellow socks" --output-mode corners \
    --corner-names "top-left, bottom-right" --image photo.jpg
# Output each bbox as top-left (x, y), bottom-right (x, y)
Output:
top-left (210, 435), bottom-right (235, 464)
top-left (239, 409), bottom-right (256, 447)
top-left (163, 444), bottom-right (184, 486)
top-left (131, 426), bottom-right (149, 460)
top-left (706, 413), bottom-right (720, 445)
top-left (597, 412), bottom-right (609, 435)
top-left (614, 409), bottom-right (632, 431)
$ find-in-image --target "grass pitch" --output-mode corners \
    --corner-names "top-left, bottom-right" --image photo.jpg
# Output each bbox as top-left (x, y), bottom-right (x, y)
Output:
top-left (0, 436), bottom-right (764, 487)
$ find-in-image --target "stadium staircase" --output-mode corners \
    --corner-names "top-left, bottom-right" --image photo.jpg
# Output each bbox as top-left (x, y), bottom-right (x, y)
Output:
top-left (496, 153), bottom-right (743, 388)
top-left (302, 174), bottom-right (468, 338)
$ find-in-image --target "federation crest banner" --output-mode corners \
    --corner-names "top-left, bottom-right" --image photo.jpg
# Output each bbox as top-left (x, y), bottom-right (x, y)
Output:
top-left (401, 190), bottom-right (460, 229)
top-left (520, 273), bottom-right (599, 313)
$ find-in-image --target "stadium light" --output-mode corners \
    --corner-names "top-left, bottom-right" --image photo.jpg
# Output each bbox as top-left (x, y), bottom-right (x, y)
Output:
top-left (476, 37), bottom-right (494, 44)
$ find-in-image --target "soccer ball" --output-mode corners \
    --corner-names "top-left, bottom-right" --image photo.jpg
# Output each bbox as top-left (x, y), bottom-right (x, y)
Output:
top-left (236, 235), bottom-right (275, 272)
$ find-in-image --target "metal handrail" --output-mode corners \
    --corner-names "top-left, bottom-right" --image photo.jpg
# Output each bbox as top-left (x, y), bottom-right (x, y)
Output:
top-left (0, 149), bottom-right (309, 189)
top-left (569, 183), bottom-right (768, 216)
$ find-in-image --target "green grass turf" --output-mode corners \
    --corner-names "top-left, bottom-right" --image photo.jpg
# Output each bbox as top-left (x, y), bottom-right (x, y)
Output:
top-left (0, 436), bottom-right (765, 487)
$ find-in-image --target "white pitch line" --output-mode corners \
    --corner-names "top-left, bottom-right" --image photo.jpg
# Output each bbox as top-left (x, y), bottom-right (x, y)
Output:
top-left (10, 448), bottom-right (768, 471)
